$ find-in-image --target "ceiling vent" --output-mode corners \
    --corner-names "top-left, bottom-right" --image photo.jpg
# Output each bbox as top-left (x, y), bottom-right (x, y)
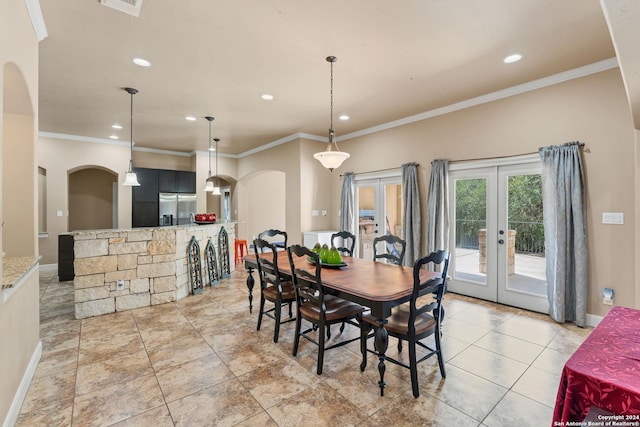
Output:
top-left (99, 0), bottom-right (143, 17)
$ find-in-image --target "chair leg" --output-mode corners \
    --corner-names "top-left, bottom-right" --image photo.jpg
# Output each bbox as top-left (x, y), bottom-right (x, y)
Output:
top-left (273, 301), bottom-right (281, 343)
top-left (256, 295), bottom-right (266, 331)
top-left (288, 301), bottom-right (293, 318)
top-left (292, 313), bottom-right (302, 356)
top-left (360, 319), bottom-right (370, 371)
top-left (340, 321), bottom-right (346, 333)
top-left (435, 327), bottom-right (446, 378)
top-left (397, 339), bottom-right (403, 352)
top-left (409, 339), bottom-right (420, 398)
top-left (317, 320), bottom-right (326, 375)
top-left (327, 325), bottom-right (331, 340)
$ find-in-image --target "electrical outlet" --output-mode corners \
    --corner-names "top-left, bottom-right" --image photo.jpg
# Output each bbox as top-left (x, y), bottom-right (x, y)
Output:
top-left (116, 279), bottom-right (125, 290)
top-left (602, 287), bottom-right (614, 305)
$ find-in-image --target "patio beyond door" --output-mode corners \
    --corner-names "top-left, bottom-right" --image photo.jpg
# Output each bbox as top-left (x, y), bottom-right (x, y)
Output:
top-left (356, 176), bottom-right (402, 259)
top-left (447, 161), bottom-right (549, 313)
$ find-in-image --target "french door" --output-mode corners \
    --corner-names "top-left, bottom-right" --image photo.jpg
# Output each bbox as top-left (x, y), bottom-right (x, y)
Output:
top-left (447, 157), bottom-right (549, 313)
top-left (355, 175), bottom-right (402, 259)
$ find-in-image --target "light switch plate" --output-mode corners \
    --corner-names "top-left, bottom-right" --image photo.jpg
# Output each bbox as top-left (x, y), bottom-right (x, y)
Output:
top-left (602, 212), bottom-right (623, 224)
top-left (311, 210), bottom-right (319, 217)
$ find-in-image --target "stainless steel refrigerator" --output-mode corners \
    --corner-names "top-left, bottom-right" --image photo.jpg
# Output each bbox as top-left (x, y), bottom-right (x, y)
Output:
top-left (159, 193), bottom-right (196, 226)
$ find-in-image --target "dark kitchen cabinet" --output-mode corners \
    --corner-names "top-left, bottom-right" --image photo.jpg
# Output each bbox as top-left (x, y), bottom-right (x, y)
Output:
top-left (58, 233), bottom-right (74, 281)
top-left (132, 168), bottom-right (158, 202)
top-left (177, 171), bottom-right (196, 193)
top-left (131, 167), bottom-right (196, 228)
top-left (132, 201), bottom-right (159, 228)
top-left (131, 168), bottom-right (158, 227)
top-left (158, 169), bottom-right (177, 193)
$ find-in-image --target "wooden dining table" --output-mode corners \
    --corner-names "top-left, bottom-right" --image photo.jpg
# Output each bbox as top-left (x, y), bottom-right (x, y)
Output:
top-left (243, 251), bottom-right (439, 395)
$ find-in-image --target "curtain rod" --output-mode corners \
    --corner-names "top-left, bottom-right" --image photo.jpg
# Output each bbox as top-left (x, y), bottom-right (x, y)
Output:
top-left (339, 163), bottom-right (420, 177)
top-left (444, 142), bottom-right (586, 164)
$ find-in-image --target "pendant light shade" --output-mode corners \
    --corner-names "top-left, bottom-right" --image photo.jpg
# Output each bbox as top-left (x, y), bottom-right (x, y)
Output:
top-left (123, 87), bottom-right (140, 186)
top-left (314, 56), bottom-right (350, 172)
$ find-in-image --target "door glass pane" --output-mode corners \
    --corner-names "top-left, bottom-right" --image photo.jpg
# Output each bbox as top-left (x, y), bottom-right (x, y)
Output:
top-left (506, 174), bottom-right (546, 296)
top-left (358, 186), bottom-right (376, 259)
top-left (454, 178), bottom-right (487, 284)
top-left (383, 183), bottom-right (403, 238)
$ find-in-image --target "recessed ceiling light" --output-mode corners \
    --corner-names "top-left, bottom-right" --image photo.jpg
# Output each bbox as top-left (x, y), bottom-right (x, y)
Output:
top-left (503, 54), bottom-right (522, 64)
top-left (112, 124), bottom-right (122, 129)
top-left (339, 115), bottom-right (350, 121)
top-left (185, 116), bottom-right (197, 121)
top-left (261, 94), bottom-right (274, 101)
top-left (109, 135), bottom-right (119, 139)
top-left (132, 58), bottom-right (151, 67)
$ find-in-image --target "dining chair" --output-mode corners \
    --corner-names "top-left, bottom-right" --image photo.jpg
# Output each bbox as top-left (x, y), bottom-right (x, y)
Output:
top-left (360, 250), bottom-right (449, 397)
top-left (254, 238), bottom-right (296, 343)
top-left (287, 244), bottom-right (365, 375)
top-left (258, 229), bottom-right (288, 251)
top-left (373, 234), bottom-right (406, 265)
top-left (331, 230), bottom-right (356, 256)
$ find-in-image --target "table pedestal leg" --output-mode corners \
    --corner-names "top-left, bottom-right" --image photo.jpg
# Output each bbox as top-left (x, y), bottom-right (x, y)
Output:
top-left (246, 266), bottom-right (255, 313)
top-left (374, 319), bottom-right (388, 396)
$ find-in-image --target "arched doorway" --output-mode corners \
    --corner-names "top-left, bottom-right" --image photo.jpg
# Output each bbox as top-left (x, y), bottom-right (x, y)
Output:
top-left (68, 167), bottom-right (118, 231)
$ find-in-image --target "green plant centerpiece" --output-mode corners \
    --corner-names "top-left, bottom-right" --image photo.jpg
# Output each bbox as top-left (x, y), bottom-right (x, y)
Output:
top-left (319, 244), bottom-right (330, 263)
top-left (327, 246), bottom-right (343, 264)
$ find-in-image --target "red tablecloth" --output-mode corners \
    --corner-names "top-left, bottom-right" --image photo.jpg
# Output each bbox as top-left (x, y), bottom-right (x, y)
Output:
top-left (552, 306), bottom-right (640, 425)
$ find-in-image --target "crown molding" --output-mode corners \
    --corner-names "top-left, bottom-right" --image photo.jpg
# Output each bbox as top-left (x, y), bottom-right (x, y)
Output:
top-left (236, 132), bottom-right (325, 158)
top-left (339, 57), bottom-right (618, 141)
top-left (24, 0), bottom-right (48, 41)
top-left (39, 131), bottom-right (130, 147)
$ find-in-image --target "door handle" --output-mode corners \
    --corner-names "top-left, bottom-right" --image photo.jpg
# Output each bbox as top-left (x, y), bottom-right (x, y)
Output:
top-left (498, 239), bottom-right (504, 244)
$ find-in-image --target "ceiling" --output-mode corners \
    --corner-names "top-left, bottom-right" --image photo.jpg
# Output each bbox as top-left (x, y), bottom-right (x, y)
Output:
top-left (37, 0), bottom-right (616, 156)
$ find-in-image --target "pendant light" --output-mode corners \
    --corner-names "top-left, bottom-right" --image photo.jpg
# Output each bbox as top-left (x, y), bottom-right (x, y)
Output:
top-left (122, 87), bottom-right (140, 186)
top-left (204, 116), bottom-right (215, 192)
top-left (313, 56), bottom-right (350, 172)
top-left (211, 137), bottom-right (221, 195)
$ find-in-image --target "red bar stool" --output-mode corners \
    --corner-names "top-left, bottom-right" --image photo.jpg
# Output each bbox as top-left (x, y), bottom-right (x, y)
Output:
top-left (235, 239), bottom-right (249, 265)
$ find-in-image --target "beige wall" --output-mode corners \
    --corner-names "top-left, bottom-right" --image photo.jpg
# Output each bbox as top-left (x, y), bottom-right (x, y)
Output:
top-left (243, 171), bottom-right (286, 241)
top-left (68, 168), bottom-right (116, 230)
top-left (135, 150), bottom-right (193, 171)
top-left (329, 68), bottom-right (635, 317)
top-left (300, 139), bottom-right (334, 232)
top-left (38, 137), bottom-right (133, 264)
top-left (238, 139), bottom-right (302, 244)
top-left (3, 112), bottom-right (36, 256)
top-left (0, 0), bottom-right (40, 424)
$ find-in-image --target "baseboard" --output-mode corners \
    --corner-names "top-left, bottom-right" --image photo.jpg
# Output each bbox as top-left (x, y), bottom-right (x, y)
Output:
top-left (3, 341), bottom-right (42, 427)
top-left (586, 313), bottom-right (603, 328)
top-left (39, 263), bottom-right (57, 273)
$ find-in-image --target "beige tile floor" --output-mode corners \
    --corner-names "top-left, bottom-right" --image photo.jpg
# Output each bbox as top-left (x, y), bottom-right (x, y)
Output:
top-left (17, 268), bottom-right (592, 426)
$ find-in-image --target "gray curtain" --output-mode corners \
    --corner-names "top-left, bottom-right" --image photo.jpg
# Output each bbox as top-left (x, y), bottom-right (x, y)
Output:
top-left (340, 172), bottom-right (355, 236)
top-left (402, 162), bottom-right (421, 266)
top-left (425, 160), bottom-right (449, 255)
top-left (539, 142), bottom-right (587, 326)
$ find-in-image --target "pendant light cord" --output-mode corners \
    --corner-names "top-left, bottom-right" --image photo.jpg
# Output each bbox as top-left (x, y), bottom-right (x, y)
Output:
top-left (129, 91), bottom-right (134, 172)
top-left (214, 137), bottom-right (220, 188)
top-left (208, 121), bottom-right (212, 177)
top-left (330, 58), bottom-right (334, 134)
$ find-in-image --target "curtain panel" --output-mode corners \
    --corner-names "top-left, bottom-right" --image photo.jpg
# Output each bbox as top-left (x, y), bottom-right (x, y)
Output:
top-left (402, 162), bottom-right (421, 266)
top-left (425, 160), bottom-right (449, 255)
top-left (539, 142), bottom-right (587, 326)
top-left (339, 172), bottom-right (356, 236)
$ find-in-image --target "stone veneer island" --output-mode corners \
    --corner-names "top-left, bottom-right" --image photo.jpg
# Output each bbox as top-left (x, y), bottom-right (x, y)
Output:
top-left (72, 222), bottom-right (235, 319)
